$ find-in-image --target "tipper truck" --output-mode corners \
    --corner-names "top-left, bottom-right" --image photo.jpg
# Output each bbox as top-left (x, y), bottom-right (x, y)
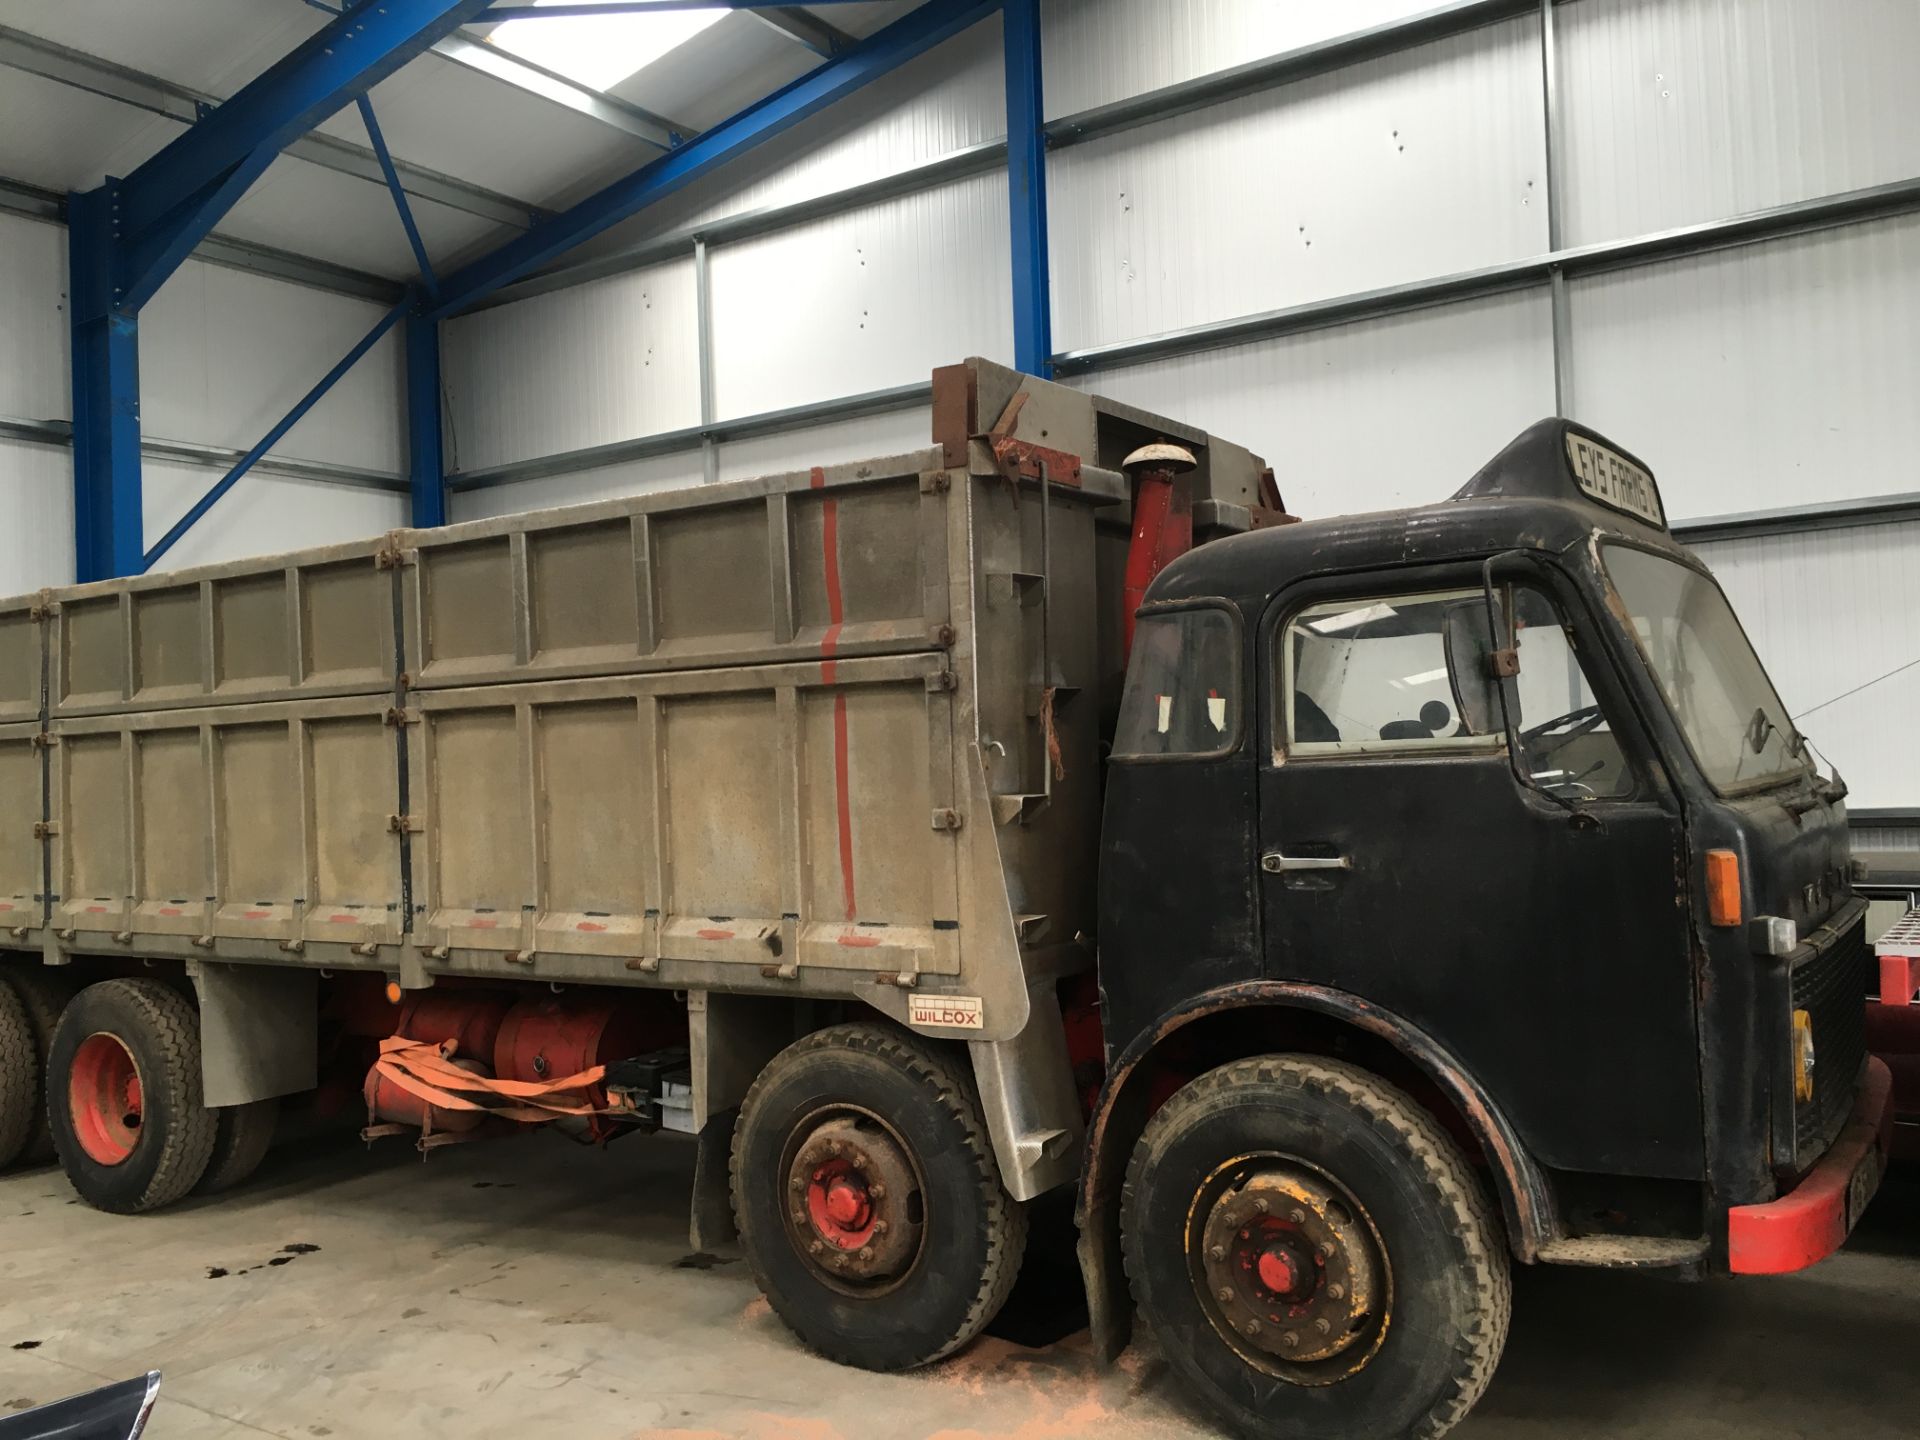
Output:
top-left (0, 358), bottom-right (1891, 1439)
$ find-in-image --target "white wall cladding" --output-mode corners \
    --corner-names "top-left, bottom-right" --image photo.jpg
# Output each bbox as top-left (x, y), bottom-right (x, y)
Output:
top-left (715, 406), bottom-right (932, 484)
top-left (446, 408), bottom-right (933, 526)
top-left (1048, 18), bottom-right (1546, 351)
top-left (142, 462), bottom-right (405, 573)
top-left (1070, 291), bottom-right (1556, 518)
top-left (0, 438), bottom-right (77, 594)
top-left (141, 260), bottom-right (404, 473)
top-left (1695, 519), bottom-right (1920, 811)
top-left (0, 213), bottom-right (69, 422)
top-left (449, 451), bottom-right (706, 525)
top-left (583, 16), bottom-right (1005, 257)
top-left (709, 172), bottom-right (1011, 418)
top-left (1041, 0), bottom-right (1439, 117)
top-left (1559, 0), bottom-right (1920, 246)
top-left (1568, 213), bottom-right (1920, 521)
top-left (443, 257), bottom-right (701, 473)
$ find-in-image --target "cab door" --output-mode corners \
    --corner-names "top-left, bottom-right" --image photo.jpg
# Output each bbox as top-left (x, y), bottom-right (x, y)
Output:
top-left (1256, 562), bottom-right (1703, 1179)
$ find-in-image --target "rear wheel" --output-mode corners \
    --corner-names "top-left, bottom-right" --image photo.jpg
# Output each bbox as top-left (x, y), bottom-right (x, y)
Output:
top-left (731, 1023), bottom-right (1026, 1371)
top-left (48, 979), bottom-right (217, 1214)
top-left (1121, 1055), bottom-right (1510, 1440)
top-left (0, 980), bottom-right (34, 1169)
top-left (4, 968), bottom-right (77, 1165)
top-left (196, 1097), bottom-right (280, 1195)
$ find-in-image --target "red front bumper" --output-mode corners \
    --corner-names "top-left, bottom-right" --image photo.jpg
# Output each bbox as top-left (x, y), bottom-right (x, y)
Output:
top-left (1727, 1057), bottom-right (1893, 1275)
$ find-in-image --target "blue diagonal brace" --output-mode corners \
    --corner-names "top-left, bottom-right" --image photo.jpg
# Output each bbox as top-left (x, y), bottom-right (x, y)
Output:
top-left (143, 297), bottom-right (410, 572)
top-left (358, 96), bottom-right (439, 295)
top-left (120, 144), bottom-right (282, 313)
top-left (429, 0), bottom-right (998, 316)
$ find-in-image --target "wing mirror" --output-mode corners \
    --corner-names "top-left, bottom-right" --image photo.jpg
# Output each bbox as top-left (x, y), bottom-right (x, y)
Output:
top-left (1443, 595), bottom-right (1509, 737)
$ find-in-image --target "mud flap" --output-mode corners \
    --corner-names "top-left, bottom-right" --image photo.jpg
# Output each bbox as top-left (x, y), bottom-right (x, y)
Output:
top-left (690, 1108), bottom-right (739, 1253)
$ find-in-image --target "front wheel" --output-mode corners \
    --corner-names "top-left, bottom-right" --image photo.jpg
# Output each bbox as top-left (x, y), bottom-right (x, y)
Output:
top-left (1121, 1055), bottom-right (1510, 1440)
top-left (731, 1023), bottom-right (1026, 1371)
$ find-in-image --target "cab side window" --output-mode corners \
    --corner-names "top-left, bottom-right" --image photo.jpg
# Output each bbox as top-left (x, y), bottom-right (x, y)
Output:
top-left (1282, 591), bottom-right (1496, 754)
top-left (1113, 607), bottom-right (1239, 758)
top-left (1280, 585), bottom-right (1635, 798)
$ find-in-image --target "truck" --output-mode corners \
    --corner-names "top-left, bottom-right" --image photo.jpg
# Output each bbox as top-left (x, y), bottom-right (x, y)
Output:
top-left (0, 357), bottom-right (1892, 1440)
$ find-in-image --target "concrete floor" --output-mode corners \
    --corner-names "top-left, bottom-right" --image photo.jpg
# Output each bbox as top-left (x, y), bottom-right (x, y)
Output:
top-left (2, 1127), bottom-right (1917, 1440)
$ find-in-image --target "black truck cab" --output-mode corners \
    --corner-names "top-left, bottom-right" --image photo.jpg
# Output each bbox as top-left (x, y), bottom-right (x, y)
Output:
top-left (1080, 418), bottom-right (1892, 1440)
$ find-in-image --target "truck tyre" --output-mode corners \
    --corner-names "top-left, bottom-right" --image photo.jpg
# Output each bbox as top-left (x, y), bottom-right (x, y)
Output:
top-left (0, 980), bottom-right (34, 1170)
top-left (195, 1097), bottom-right (280, 1195)
top-left (1121, 1055), bottom-right (1510, 1440)
top-left (731, 1023), bottom-right (1027, 1371)
top-left (47, 979), bottom-right (218, 1214)
top-left (4, 968), bottom-right (77, 1166)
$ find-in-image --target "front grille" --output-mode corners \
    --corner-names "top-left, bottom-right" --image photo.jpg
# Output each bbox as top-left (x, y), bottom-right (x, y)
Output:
top-left (1790, 915), bottom-right (1869, 1164)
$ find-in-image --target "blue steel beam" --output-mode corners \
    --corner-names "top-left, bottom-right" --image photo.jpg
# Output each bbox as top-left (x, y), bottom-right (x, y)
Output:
top-left (1002, 0), bottom-right (1050, 375)
top-left (429, 0), bottom-right (998, 316)
top-left (143, 297), bottom-right (410, 572)
top-left (357, 96), bottom-right (439, 294)
top-left (68, 186), bottom-right (144, 583)
top-left (119, 0), bottom-right (493, 242)
top-left (406, 308), bottom-right (447, 527)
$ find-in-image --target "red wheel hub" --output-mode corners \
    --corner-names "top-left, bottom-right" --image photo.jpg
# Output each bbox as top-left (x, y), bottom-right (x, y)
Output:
top-left (1257, 1244), bottom-right (1302, 1296)
top-left (1194, 1165), bottom-right (1387, 1370)
top-left (69, 1032), bottom-right (143, 1166)
top-left (807, 1159), bottom-right (878, 1248)
top-left (782, 1110), bottom-right (925, 1289)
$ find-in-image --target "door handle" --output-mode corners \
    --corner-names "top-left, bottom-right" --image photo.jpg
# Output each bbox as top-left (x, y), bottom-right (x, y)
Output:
top-left (1260, 852), bottom-right (1352, 874)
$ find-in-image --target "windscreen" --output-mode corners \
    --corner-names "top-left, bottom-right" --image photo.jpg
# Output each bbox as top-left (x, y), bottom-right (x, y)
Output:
top-left (1602, 544), bottom-right (1809, 794)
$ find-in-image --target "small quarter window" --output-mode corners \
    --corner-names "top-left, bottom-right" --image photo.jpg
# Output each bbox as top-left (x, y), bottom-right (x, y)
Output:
top-left (1113, 608), bottom-right (1239, 758)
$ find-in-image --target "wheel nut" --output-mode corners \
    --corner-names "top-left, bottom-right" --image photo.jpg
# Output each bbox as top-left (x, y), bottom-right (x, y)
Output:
top-left (1290, 1208), bottom-right (1306, 1224)
top-left (790, 1177), bottom-right (805, 1193)
top-left (1208, 1244), bottom-right (1226, 1261)
top-left (791, 1208), bottom-right (804, 1224)
top-left (1253, 1197), bottom-right (1270, 1215)
top-left (1313, 1317), bottom-right (1331, 1335)
top-left (1280, 1331), bottom-right (1299, 1349)
top-left (870, 1183), bottom-right (887, 1200)
top-left (826, 1140), bottom-right (842, 1156)
top-left (858, 1246), bottom-right (874, 1261)
top-left (1320, 1242), bottom-right (1336, 1257)
top-left (832, 1254), bottom-right (848, 1268)
top-left (874, 1221), bottom-right (889, 1234)
top-left (1217, 1286), bottom-right (1234, 1304)
top-left (1242, 1320), bottom-right (1261, 1337)
top-left (1327, 1282), bottom-right (1345, 1300)
top-left (809, 1240), bottom-right (824, 1255)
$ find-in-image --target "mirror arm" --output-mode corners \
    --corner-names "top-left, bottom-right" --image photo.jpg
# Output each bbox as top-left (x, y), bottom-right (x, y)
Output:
top-left (1480, 553), bottom-right (1587, 820)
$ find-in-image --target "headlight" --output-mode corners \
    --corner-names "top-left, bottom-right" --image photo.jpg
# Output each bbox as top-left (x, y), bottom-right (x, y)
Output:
top-left (1792, 1008), bottom-right (1816, 1102)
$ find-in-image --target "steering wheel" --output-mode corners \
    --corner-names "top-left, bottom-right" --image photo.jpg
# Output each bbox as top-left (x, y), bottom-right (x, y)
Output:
top-left (1520, 703), bottom-right (1604, 747)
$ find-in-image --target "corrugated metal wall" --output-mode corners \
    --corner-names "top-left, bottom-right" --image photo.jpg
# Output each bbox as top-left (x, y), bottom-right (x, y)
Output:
top-left (444, 19), bottom-right (1009, 524)
top-left (1065, 291), bottom-right (1555, 520)
top-left (441, 0), bottom-right (1920, 811)
top-left (1048, 18), bottom-right (1546, 349)
top-left (0, 208), bottom-right (406, 587)
top-left (1696, 519), bottom-right (1920, 811)
top-left (1569, 214), bottom-right (1920, 520)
